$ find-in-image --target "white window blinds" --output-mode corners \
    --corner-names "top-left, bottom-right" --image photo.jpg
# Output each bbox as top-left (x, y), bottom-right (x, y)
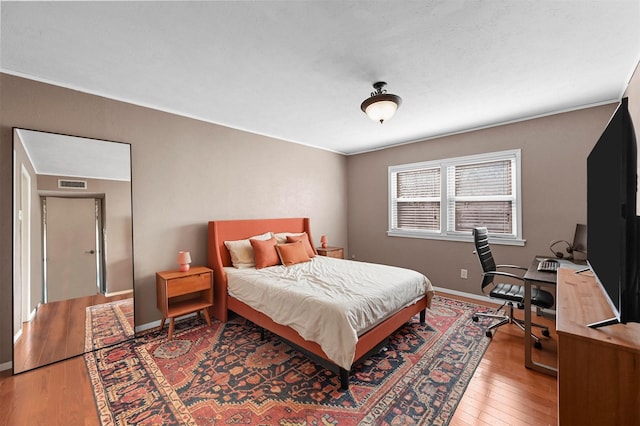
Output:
top-left (447, 159), bottom-right (515, 234)
top-left (392, 167), bottom-right (441, 231)
top-left (388, 150), bottom-right (522, 243)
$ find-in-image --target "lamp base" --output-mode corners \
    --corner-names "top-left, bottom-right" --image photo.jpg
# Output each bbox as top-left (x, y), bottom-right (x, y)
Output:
top-left (179, 263), bottom-right (190, 272)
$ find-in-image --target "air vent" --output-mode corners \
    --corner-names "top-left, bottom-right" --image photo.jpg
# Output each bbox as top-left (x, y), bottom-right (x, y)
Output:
top-left (58, 179), bottom-right (87, 189)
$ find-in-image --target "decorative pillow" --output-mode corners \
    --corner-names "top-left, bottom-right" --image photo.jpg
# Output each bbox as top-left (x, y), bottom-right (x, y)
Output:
top-left (286, 233), bottom-right (316, 258)
top-left (250, 236), bottom-right (280, 269)
top-left (275, 241), bottom-right (311, 266)
top-left (224, 232), bottom-right (272, 268)
top-left (274, 232), bottom-right (302, 244)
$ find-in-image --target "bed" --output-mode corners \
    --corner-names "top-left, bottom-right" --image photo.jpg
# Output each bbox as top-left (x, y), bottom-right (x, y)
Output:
top-left (207, 217), bottom-right (435, 390)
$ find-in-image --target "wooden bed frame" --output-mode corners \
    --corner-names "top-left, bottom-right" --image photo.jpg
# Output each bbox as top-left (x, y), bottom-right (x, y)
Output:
top-left (207, 217), bottom-right (431, 390)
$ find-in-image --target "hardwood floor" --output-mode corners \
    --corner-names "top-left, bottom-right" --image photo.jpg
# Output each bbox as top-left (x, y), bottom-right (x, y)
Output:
top-left (0, 357), bottom-right (98, 426)
top-left (0, 294), bottom-right (558, 425)
top-left (451, 296), bottom-right (558, 426)
top-left (13, 293), bottom-right (132, 373)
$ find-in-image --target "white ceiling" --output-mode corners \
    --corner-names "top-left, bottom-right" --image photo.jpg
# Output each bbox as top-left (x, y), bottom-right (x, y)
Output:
top-left (2, 1), bottom-right (640, 155)
top-left (15, 128), bottom-right (131, 181)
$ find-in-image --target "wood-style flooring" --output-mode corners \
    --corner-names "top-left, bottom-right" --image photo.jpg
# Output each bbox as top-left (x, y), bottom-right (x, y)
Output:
top-left (0, 294), bottom-right (557, 426)
top-left (450, 296), bottom-right (558, 426)
top-left (13, 293), bottom-right (132, 373)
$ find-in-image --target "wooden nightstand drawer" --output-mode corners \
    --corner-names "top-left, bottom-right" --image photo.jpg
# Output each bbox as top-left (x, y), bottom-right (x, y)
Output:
top-left (316, 246), bottom-right (344, 259)
top-left (167, 272), bottom-right (211, 297)
top-left (156, 266), bottom-right (213, 339)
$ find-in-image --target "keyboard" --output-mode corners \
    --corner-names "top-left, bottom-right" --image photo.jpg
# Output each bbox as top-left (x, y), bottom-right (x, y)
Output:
top-left (537, 259), bottom-right (560, 272)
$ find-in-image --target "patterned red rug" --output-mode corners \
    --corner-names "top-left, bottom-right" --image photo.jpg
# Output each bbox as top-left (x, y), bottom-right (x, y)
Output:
top-left (85, 298), bottom-right (135, 352)
top-left (85, 296), bottom-right (495, 425)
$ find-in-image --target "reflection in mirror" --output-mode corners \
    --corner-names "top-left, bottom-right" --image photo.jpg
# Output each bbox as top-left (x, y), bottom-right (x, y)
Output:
top-left (12, 128), bottom-right (134, 373)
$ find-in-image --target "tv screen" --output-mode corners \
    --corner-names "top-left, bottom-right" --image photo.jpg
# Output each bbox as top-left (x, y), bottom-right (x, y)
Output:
top-left (586, 97), bottom-right (639, 328)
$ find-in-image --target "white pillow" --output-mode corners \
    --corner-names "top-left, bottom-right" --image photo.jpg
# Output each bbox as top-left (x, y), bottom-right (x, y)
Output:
top-left (274, 232), bottom-right (304, 244)
top-left (224, 232), bottom-right (273, 268)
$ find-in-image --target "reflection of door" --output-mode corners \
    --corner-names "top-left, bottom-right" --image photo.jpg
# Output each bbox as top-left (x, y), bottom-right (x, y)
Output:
top-left (44, 197), bottom-right (100, 302)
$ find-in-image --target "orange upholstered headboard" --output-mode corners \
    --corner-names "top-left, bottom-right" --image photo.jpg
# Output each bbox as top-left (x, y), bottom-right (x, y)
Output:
top-left (207, 218), bottom-right (314, 321)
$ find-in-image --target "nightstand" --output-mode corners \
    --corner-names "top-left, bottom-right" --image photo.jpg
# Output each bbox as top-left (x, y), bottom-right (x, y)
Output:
top-left (316, 246), bottom-right (344, 259)
top-left (156, 266), bottom-right (213, 339)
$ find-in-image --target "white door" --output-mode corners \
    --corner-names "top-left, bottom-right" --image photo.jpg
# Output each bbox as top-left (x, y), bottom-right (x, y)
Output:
top-left (45, 197), bottom-right (99, 302)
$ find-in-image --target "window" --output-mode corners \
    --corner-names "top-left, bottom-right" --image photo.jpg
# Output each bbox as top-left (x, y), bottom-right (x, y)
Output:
top-left (388, 150), bottom-right (523, 245)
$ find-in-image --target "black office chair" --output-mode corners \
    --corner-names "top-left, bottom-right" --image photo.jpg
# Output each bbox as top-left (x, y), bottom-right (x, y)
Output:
top-left (471, 227), bottom-right (554, 348)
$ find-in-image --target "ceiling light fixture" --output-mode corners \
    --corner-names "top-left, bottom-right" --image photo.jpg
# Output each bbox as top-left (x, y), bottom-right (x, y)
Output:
top-left (360, 81), bottom-right (402, 124)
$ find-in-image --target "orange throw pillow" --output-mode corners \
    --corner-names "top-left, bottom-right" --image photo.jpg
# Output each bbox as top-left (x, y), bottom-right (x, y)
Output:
top-left (276, 241), bottom-right (311, 266)
top-left (250, 236), bottom-right (280, 269)
top-left (286, 233), bottom-right (316, 258)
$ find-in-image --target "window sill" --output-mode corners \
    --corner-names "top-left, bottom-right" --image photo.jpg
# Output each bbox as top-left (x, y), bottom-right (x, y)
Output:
top-left (387, 230), bottom-right (526, 246)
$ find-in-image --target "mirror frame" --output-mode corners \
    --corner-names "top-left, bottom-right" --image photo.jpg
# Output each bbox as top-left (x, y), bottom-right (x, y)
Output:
top-left (12, 128), bottom-right (135, 373)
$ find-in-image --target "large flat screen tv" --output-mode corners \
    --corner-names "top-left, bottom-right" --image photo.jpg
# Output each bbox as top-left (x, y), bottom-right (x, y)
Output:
top-left (586, 97), bottom-right (640, 328)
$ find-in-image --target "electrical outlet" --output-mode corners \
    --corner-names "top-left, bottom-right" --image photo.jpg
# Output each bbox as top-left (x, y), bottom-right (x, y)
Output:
top-left (460, 269), bottom-right (468, 279)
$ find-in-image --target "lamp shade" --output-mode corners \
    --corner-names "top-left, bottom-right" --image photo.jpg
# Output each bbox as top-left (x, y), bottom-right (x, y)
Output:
top-left (177, 251), bottom-right (191, 271)
top-left (361, 82), bottom-right (402, 123)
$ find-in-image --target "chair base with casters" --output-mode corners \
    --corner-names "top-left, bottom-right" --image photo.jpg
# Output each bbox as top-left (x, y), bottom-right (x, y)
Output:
top-left (471, 227), bottom-right (555, 349)
top-left (472, 283), bottom-right (553, 349)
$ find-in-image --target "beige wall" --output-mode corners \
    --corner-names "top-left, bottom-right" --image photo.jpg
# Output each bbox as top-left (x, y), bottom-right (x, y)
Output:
top-left (0, 73), bottom-right (348, 365)
top-left (2, 62), bottom-right (638, 367)
top-left (623, 60), bottom-right (640, 213)
top-left (346, 105), bottom-right (619, 294)
top-left (347, 58), bottom-right (640, 294)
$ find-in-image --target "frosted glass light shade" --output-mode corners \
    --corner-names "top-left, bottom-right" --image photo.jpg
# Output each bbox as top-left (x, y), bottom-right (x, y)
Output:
top-left (364, 99), bottom-right (399, 123)
top-left (360, 82), bottom-right (402, 124)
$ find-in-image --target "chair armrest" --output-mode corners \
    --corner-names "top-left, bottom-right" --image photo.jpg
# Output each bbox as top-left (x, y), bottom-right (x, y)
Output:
top-left (483, 270), bottom-right (525, 282)
top-left (496, 264), bottom-right (528, 271)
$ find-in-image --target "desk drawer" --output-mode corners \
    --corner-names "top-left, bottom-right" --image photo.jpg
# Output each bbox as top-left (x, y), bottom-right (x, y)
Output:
top-left (167, 272), bottom-right (211, 297)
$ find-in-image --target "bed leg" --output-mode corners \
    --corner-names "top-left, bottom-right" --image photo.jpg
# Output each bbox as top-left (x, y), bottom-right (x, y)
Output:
top-left (260, 327), bottom-right (265, 341)
top-left (339, 368), bottom-right (350, 390)
top-left (420, 309), bottom-right (426, 324)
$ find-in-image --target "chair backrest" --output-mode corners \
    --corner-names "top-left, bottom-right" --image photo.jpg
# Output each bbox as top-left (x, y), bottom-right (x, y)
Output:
top-left (473, 227), bottom-right (497, 290)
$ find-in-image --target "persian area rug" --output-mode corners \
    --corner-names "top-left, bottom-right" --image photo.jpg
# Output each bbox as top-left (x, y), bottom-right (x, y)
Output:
top-left (85, 296), bottom-right (495, 425)
top-left (85, 298), bottom-right (135, 352)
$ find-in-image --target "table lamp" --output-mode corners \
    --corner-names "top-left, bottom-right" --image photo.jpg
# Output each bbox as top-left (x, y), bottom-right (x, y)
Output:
top-left (320, 235), bottom-right (327, 248)
top-left (177, 251), bottom-right (192, 272)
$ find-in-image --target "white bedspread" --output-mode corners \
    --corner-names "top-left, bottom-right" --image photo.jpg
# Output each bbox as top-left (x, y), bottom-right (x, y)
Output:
top-left (225, 256), bottom-right (433, 370)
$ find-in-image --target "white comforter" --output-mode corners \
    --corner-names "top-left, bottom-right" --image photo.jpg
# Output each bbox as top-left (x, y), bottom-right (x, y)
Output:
top-left (225, 256), bottom-right (433, 370)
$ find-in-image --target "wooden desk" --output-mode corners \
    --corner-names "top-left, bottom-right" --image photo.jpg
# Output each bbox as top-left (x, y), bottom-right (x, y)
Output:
top-left (556, 268), bottom-right (640, 425)
top-left (523, 256), bottom-right (559, 376)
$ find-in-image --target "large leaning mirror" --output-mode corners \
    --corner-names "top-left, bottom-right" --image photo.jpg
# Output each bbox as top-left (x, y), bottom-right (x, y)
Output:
top-left (12, 128), bottom-right (134, 373)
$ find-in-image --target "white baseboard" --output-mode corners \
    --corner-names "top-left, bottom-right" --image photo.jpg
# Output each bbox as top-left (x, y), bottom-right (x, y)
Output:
top-left (0, 361), bottom-right (12, 372)
top-left (135, 319), bottom-right (161, 333)
top-left (135, 312), bottom-right (197, 334)
top-left (434, 286), bottom-right (557, 314)
top-left (433, 286), bottom-right (495, 304)
top-left (13, 328), bottom-right (23, 344)
top-left (106, 289), bottom-right (134, 297)
top-left (131, 290), bottom-right (500, 334)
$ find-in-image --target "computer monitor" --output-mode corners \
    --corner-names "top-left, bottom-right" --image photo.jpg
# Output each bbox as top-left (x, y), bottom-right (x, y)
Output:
top-left (572, 223), bottom-right (587, 254)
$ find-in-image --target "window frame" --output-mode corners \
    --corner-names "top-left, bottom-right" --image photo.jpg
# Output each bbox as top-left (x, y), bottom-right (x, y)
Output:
top-left (388, 149), bottom-right (524, 246)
